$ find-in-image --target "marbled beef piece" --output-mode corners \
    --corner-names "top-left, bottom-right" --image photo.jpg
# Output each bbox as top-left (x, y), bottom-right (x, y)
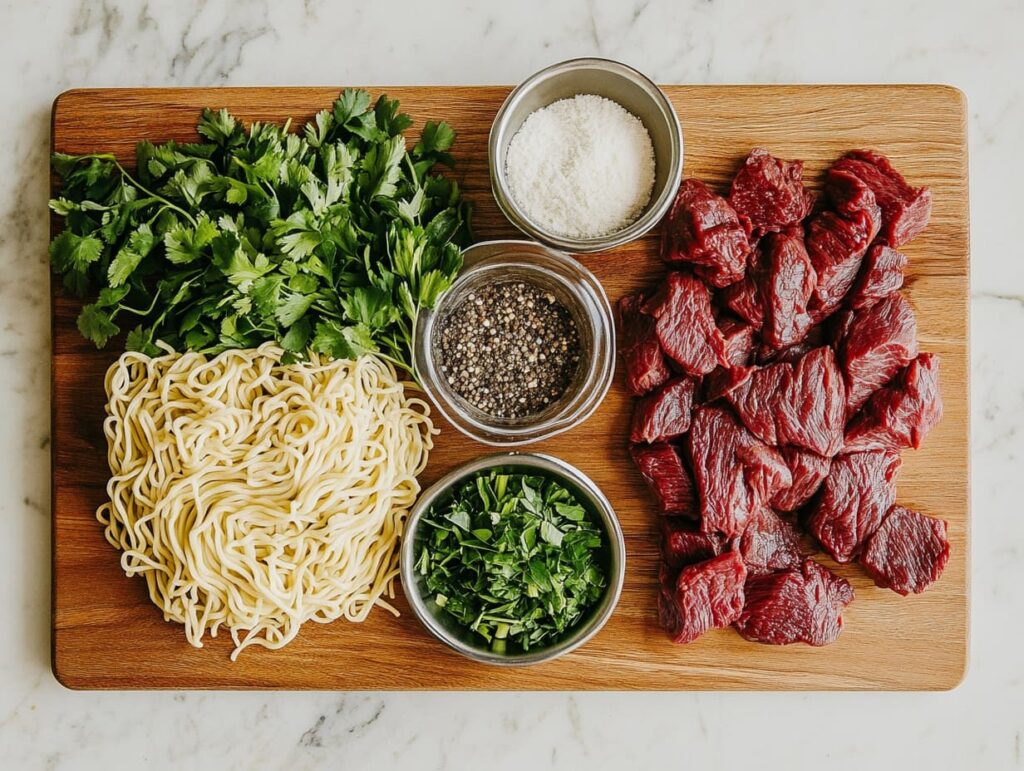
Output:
top-left (761, 227), bottom-right (816, 351)
top-left (660, 517), bottom-right (726, 569)
top-left (723, 361), bottom-right (790, 445)
top-left (775, 346), bottom-right (846, 457)
top-left (771, 447), bottom-right (831, 511)
top-left (831, 150), bottom-right (932, 248)
top-left (844, 353), bottom-right (943, 453)
top-left (688, 406), bottom-right (791, 538)
top-left (731, 507), bottom-right (803, 578)
top-left (860, 505), bottom-right (950, 595)
top-left (630, 443), bottom-right (698, 517)
top-left (659, 552), bottom-right (747, 644)
top-left (661, 179), bottom-right (752, 288)
top-left (848, 244), bottom-right (908, 310)
top-left (630, 377), bottom-right (696, 444)
top-left (724, 347), bottom-right (845, 457)
top-left (839, 293), bottom-right (919, 415)
top-left (619, 293), bottom-right (670, 396)
top-left (734, 559), bottom-right (854, 646)
top-left (719, 317), bottom-right (757, 367)
top-left (728, 148), bottom-right (815, 236)
top-left (720, 248), bottom-right (766, 327)
top-left (807, 450), bottom-right (901, 562)
top-left (806, 206), bottom-right (880, 320)
top-left (642, 272), bottom-right (727, 377)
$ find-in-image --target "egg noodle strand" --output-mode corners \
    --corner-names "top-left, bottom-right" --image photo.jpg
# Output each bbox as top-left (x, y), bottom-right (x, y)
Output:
top-left (98, 343), bottom-right (435, 660)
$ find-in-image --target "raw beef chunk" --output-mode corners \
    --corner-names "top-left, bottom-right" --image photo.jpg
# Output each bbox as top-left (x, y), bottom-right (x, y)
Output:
top-left (719, 317), bottom-right (757, 366)
top-left (757, 324), bottom-right (827, 366)
top-left (661, 179), bottom-right (752, 287)
top-left (776, 346), bottom-right (846, 457)
top-left (630, 443), bottom-right (698, 517)
top-left (660, 517), bottom-right (725, 568)
top-left (860, 506), bottom-right (950, 595)
top-left (771, 447), bottom-right (831, 511)
top-left (848, 244), bottom-right (908, 310)
top-left (839, 293), bottom-right (919, 414)
top-left (688, 406), bottom-right (791, 538)
top-left (630, 377), bottom-right (697, 444)
top-left (620, 293), bottom-right (670, 396)
top-left (731, 507), bottom-right (803, 577)
top-left (831, 150), bottom-right (932, 247)
top-left (806, 207), bottom-right (879, 319)
top-left (844, 353), bottom-right (942, 453)
top-left (723, 361), bottom-right (790, 445)
top-left (703, 364), bottom-right (753, 402)
top-left (642, 272), bottom-right (727, 376)
top-left (761, 227), bottom-right (816, 350)
top-left (807, 450), bottom-right (901, 562)
top-left (734, 559), bottom-right (854, 646)
top-left (725, 347), bottom-right (845, 457)
top-left (728, 149), bottom-right (814, 236)
top-left (825, 166), bottom-right (881, 220)
top-left (659, 552), bottom-right (747, 644)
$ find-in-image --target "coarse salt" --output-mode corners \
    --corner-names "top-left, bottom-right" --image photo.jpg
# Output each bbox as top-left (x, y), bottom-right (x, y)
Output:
top-left (505, 94), bottom-right (656, 240)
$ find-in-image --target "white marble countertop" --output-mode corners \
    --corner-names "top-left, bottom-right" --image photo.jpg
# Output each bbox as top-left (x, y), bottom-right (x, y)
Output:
top-left (1, 0), bottom-right (1021, 768)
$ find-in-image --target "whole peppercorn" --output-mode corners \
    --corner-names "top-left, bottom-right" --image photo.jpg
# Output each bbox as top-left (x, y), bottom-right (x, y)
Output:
top-left (437, 281), bottom-right (581, 418)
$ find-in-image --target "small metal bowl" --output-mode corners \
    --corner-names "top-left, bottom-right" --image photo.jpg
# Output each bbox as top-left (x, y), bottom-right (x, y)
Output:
top-left (414, 240), bottom-right (615, 447)
top-left (489, 57), bottom-right (683, 253)
top-left (400, 453), bottom-right (625, 667)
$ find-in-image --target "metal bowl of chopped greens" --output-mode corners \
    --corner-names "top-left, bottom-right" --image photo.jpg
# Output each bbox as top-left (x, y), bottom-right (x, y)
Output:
top-left (401, 452), bottom-right (625, 666)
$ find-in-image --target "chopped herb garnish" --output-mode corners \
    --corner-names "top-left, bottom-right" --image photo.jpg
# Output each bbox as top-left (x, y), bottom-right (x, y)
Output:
top-left (418, 471), bottom-right (608, 653)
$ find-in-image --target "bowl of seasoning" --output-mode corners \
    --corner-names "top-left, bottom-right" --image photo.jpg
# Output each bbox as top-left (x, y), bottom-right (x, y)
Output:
top-left (414, 239), bottom-right (615, 446)
top-left (489, 57), bottom-right (683, 253)
top-left (400, 452), bottom-right (625, 666)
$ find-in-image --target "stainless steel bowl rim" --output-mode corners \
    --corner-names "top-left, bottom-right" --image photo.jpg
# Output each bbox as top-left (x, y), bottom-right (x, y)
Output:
top-left (489, 56), bottom-right (684, 253)
top-left (400, 452), bottom-right (626, 667)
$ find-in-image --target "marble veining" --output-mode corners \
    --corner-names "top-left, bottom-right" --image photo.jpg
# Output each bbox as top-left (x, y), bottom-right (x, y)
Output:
top-left (1, 0), bottom-right (1022, 768)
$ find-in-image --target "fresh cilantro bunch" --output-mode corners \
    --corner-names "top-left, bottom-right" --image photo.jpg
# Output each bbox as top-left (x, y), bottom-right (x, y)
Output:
top-left (417, 471), bottom-right (608, 653)
top-left (49, 89), bottom-right (471, 372)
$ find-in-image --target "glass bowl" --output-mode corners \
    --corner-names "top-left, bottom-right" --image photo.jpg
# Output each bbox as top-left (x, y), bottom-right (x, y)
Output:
top-left (413, 240), bottom-right (615, 446)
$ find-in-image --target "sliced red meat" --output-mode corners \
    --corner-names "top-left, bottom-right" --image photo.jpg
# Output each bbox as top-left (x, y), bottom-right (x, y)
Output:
top-left (839, 293), bottom-right (918, 414)
top-left (807, 450), bottom-right (901, 562)
top-left (831, 150), bottom-right (932, 248)
top-left (844, 353), bottom-right (942, 453)
top-left (771, 447), bottom-right (831, 511)
top-left (848, 244), bottom-right (908, 310)
top-left (660, 517), bottom-right (726, 569)
top-left (659, 552), bottom-right (747, 644)
top-left (642, 272), bottom-right (727, 377)
top-left (860, 505), bottom-right (950, 595)
top-left (723, 361), bottom-right (790, 445)
top-left (619, 293), bottom-right (670, 396)
top-left (725, 347), bottom-right (844, 457)
top-left (731, 507), bottom-right (803, 578)
top-left (630, 443), bottom-right (698, 517)
top-left (688, 406), bottom-right (791, 538)
top-left (757, 324), bottom-right (826, 366)
top-left (734, 559), bottom-right (854, 646)
top-left (630, 377), bottom-right (696, 444)
top-left (806, 206), bottom-right (880, 319)
top-left (719, 317), bottom-right (757, 367)
top-left (728, 148), bottom-right (814, 236)
top-left (661, 179), bottom-right (752, 288)
top-left (703, 364), bottom-right (753, 403)
top-left (825, 166), bottom-right (879, 220)
top-left (719, 247), bottom-right (765, 327)
top-left (775, 346), bottom-right (846, 457)
top-left (761, 227), bottom-right (816, 351)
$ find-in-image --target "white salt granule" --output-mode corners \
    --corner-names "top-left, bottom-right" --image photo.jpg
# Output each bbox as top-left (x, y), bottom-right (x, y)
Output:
top-left (505, 94), bottom-right (656, 240)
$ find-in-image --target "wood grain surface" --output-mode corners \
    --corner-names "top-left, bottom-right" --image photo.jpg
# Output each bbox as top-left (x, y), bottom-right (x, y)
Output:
top-left (51, 85), bottom-right (970, 690)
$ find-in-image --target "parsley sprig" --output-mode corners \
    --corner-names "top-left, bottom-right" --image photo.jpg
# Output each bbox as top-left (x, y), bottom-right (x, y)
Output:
top-left (49, 89), bottom-right (471, 372)
top-left (417, 471), bottom-right (608, 653)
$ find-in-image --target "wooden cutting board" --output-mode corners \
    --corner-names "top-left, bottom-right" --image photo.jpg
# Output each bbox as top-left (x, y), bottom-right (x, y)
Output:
top-left (51, 85), bottom-right (969, 690)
